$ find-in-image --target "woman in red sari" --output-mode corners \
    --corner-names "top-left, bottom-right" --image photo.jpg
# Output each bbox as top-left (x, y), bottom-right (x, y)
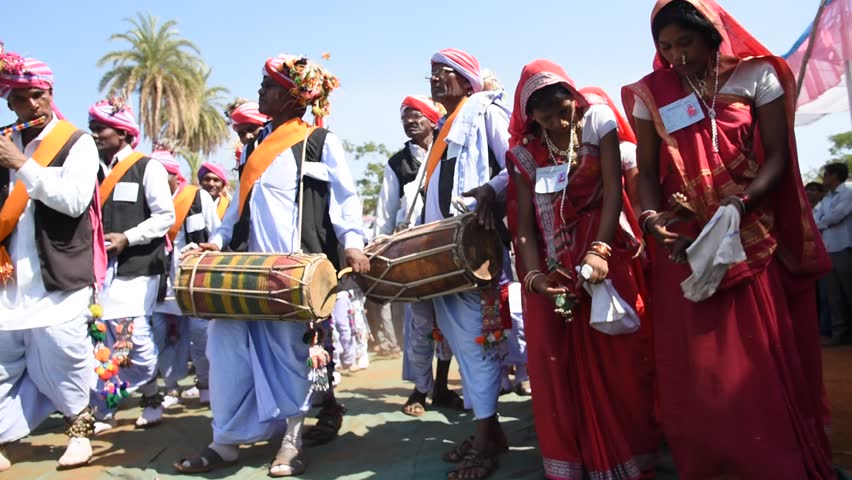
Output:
top-left (622, 1), bottom-right (835, 478)
top-left (507, 60), bottom-right (659, 480)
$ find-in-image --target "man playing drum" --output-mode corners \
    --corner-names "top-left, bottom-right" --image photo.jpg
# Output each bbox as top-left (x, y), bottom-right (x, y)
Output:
top-left (174, 53), bottom-right (369, 477)
top-left (424, 48), bottom-right (512, 480)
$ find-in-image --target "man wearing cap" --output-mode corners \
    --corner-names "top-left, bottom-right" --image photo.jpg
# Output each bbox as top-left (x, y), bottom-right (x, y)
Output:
top-left (0, 47), bottom-right (104, 472)
top-left (425, 48), bottom-right (512, 479)
top-left (89, 97), bottom-right (175, 432)
top-left (145, 147), bottom-right (220, 410)
top-left (174, 54), bottom-right (368, 477)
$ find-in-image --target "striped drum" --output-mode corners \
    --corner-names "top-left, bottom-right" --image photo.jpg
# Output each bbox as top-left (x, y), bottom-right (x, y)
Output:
top-left (175, 252), bottom-right (338, 321)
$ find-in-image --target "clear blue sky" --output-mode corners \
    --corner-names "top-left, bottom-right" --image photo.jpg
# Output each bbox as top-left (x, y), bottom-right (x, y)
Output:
top-left (2, 0), bottom-right (848, 181)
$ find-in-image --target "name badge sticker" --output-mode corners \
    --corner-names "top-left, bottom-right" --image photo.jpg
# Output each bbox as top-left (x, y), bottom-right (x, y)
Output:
top-left (113, 182), bottom-right (139, 202)
top-left (659, 93), bottom-right (705, 134)
top-left (534, 164), bottom-right (570, 194)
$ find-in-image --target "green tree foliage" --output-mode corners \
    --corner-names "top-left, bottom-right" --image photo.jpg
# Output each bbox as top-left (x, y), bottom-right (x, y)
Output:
top-left (98, 13), bottom-right (203, 144)
top-left (803, 131), bottom-right (852, 183)
top-left (344, 141), bottom-right (391, 216)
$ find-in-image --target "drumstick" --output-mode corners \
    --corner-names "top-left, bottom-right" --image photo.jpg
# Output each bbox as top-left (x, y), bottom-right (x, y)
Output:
top-left (337, 267), bottom-right (353, 279)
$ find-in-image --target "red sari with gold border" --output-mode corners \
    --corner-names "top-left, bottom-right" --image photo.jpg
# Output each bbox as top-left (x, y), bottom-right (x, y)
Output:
top-left (621, 1), bottom-right (833, 478)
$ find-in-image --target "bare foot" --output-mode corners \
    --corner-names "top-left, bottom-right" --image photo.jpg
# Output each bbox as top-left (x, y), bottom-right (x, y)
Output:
top-left (57, 437), bottom-right (92, 469)
top-left (0, 445), bottom-right (11, 472)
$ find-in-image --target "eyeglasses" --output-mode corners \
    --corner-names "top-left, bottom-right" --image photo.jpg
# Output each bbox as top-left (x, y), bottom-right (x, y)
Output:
top-left (401, 111), bottom-right (426, 122)
top-left (425, 66), bottom-right (455, 81)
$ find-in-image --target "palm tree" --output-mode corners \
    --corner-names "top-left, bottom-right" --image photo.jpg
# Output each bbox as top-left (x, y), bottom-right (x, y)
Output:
top-left (97, 12), bottom-right (203, 144)
top-left (166, 68), bottom-right (230, 156)
top-left (180, 150), bottom-right (204, 185)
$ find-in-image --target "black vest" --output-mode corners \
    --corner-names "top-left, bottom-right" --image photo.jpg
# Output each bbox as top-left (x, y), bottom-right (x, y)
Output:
top-left (181, 189), bottom-right (209, 245)
top-left (387, 141), bottom-right (421, 198)
top-left (101, 156), bottom-right (167, 277)
top-left (0, 130), bottom-right (98, 292)
top-left (229, 128), bottom-right (341, 269)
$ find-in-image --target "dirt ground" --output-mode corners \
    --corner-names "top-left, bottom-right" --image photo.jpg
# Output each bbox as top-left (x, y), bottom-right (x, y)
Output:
top-left (3, 346), bottom-right (852, 479)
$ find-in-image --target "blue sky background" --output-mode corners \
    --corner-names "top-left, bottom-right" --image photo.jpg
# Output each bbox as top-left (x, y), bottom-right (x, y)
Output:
top-left (2, 0), bottom-right (849, 181)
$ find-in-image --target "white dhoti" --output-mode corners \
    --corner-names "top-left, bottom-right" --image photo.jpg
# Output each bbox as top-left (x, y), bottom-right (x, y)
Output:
top-left (432, 291), bottom-right (500, 419)
top-left (402, 301), bottom-right (453, 395)
top-left (207, 319), bottom-right (311, 445)
top-left (91, 315), bottom-right (159, 416)
top-left (0, 314), bottom-right (95, 443)
top-left (151, 312), bottom-right (191, 391)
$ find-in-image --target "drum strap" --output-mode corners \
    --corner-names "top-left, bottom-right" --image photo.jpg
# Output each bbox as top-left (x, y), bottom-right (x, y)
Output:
top-left (293, 128), bottom-right (311, 254)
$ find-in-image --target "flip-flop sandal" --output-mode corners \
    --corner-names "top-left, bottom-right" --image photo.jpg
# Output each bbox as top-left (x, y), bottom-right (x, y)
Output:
top-left (447, 449), bottom-right (498, 480)
top-left (514, 380), bottom-right (532, 396)
top-left (268, 444), bottom-right (305, 478)
top-left (173, 446), bottom-right (236, 474)
top-left (442, 436), bottom-right (474, 463)
top-left (432, 390), bottom-right (465, 411)
top-left (402, 400), bottom-right (427, 417)
top-left (303, 404), bottom-right (346, 447)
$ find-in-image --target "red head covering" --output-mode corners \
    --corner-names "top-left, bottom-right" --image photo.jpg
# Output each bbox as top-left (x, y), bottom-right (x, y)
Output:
top-left (578, 86), bottom-right (636, 144)
top-left (263, 54), bottom-right (339, 126)
top-left (228, 101), bottom-right (268, 130)
top-left (400, 95), bottom-right (443, 124)
top-left (508, 59), bottom-right (588, 148)
top-left (197, 162), bottom-right (229, 186)
top-left (431, 48), bottom-right (483, 93)
top-left (650, 0), bottom-right (771, 70)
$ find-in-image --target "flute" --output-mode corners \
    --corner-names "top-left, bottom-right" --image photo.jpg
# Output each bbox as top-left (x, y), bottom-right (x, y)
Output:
top-left (0, 115), bottom-right (48, 136)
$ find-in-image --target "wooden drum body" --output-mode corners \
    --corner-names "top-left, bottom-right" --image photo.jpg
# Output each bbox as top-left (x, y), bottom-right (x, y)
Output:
top-left (176, 252), bottom-right (338, 321)
top-left (357, 213), bottom-right (503, 303)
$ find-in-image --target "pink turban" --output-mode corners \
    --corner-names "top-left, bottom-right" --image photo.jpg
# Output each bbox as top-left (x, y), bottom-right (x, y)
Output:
top-left (431, 48), bottom-right (482, 93)
top-left (88, 98), bottom-right (141, 148)
top-left (400, 95), bottom-right (443, 124)
top-left (0, 44), bottom-right (64, 119)
top-left (152, 147), bottom-right (186, 192)
top-left (198, 162), bottom-right (229, 186)
top-left (229, 101), bottom-right (268, 130)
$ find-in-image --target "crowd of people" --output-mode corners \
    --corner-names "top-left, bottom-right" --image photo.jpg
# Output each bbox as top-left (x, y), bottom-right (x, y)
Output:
top-left (0, 0), bottom-right (847, 479)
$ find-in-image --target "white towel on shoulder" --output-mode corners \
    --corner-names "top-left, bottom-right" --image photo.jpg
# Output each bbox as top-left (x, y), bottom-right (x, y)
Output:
top-left (680, 204), bottom-right (747, 302)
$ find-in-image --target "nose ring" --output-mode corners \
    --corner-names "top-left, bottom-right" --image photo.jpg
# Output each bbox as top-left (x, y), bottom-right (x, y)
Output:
top-left (681, 54), bottom-right (687, 65)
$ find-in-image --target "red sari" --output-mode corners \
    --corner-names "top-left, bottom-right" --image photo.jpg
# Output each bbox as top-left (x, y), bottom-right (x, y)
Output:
top-left (507, 60), bottom-right (659, 480)
top-left (621, 1), bottom-right (833, 478)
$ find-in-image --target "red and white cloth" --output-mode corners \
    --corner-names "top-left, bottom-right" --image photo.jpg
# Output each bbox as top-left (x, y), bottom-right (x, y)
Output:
top-left (0, 46), bottom-right (63, 118)
top-left (88, 98), bottom-right (141, 148)
top-left (229, 101), bottom-right (268, 130)
top-left (400, 95), bottom-right (443, 124)
top-left (431, 48), bottom-right (483, 93)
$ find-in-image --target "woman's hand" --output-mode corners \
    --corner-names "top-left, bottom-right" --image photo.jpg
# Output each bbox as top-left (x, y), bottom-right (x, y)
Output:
top-left (719, 196), bottom-right (746, 217)
top-left (529, 274), bottom-right (571, 300)
top-left (577, 253), bottom-right (608, 287)
top-left (646, 211), bottom-right (693, 263)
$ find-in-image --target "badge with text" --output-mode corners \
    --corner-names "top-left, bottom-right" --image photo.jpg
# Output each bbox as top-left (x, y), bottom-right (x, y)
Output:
top-left (659, 93), bottom-right (705, 134)
top-left (535, 164), bottom-right (570, 194)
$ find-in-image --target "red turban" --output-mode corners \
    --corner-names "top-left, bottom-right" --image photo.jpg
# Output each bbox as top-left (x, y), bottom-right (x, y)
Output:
top-left (431, 48), bottom-right (483, 93)
top-left (229, 101), bottom-right (268, 130)
top-left (400, 95), bottom-right (443, 124)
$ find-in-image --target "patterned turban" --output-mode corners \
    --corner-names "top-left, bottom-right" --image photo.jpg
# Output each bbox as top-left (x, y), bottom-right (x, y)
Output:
top-left (88, 97), bottom-right (141, 148)
top-left (431, 48), bottom-right (482, 93)
top-left (262, 54), bottom-right (340, 121)
top-left (400, 95), bottom-right (444, 124)
top-left (0, 47), bottom-right (53, 99)
top-left (197, 162), bottom-right (229, 186)
top-left (152, 148), bottom-right (181, 176)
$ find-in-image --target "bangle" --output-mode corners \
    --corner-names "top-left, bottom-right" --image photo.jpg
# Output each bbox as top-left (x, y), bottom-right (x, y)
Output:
top-left (585, 250), bottom-right (609, 262)
top-left (734, 192), bottom-right (750, 213)
top-left (638, 210), bottom-right (658, 234)
top-left (523, 270), bottom-right (544, 293)
top-left (589, 241), bottom-right (612, 259)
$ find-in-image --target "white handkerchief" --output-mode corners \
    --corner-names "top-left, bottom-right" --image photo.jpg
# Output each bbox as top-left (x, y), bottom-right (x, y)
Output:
top-left (113, 182), bottom-right (139, 202)
top-left (578, 270), bottom-right (640, 335)
top-left (680, 205), bottom-right (746, 302)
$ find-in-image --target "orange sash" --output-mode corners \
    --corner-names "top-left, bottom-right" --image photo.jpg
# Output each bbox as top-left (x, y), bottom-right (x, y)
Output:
top-left (423, 97), bottom-right (467, 191)
top-left (0, 120), bottom-right (78, 282)
top-left (238, 118), bottom-right (316, 215)
top-left (168, 185), bottom-right (199, 242)
top-left (216, 195), bottom-right (230, 219)
top-left (99, 151), bottom-right (146, 207)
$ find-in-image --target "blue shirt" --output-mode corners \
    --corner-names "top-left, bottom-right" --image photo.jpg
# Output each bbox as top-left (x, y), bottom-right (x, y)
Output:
top-left (814, 182), bottom-right (852, 253)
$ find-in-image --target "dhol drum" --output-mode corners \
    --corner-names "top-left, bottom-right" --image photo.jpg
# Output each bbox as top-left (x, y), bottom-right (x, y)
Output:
top-left (176, 252), bottom-right (338, 321)
top-left (356, 212), bottom-right (503, 303)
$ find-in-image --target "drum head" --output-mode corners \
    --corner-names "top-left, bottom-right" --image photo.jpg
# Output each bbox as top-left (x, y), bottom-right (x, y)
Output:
top-left (460, 219), bottom-right (503, 282)
top-left (305, 257), bottom-right (339, 319)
